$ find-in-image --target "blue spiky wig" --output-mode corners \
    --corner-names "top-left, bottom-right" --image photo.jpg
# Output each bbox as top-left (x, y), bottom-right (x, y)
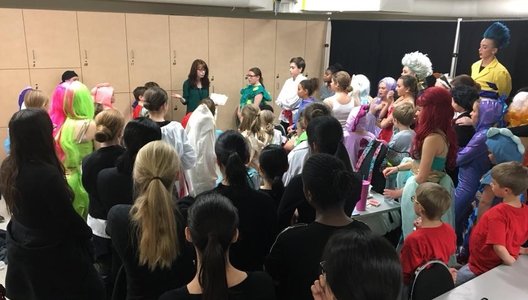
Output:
top-left (483, 22), bottom-right (510, 49)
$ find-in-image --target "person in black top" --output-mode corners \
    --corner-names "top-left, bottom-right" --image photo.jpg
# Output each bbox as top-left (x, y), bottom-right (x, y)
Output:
top-left (259, 144), bottom-right (289, 209)
top-left (311, 230), bottom-right (402, 300)
top-left (451, 84), bottom-right (478, 148)
top-left (265, 153), bottom-right (370, 300)
top-left (214, 130), bottom-right (277, 272)
top-left (0, 109), bottom-right (104, 299)
top-left (277, 116), bottom-right (359, 230)
top-left (107, 141), bottom-right (195, 300)
top-left (97, 117), bottom-right (161, 213)
top-left (81, 109), bottom-right (125, 291)
top-left (160, 192), bottom-right (276, 300)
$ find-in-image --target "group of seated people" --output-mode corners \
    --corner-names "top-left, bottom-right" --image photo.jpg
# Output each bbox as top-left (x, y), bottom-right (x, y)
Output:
top-left (1, 21), bottom-right (528, 299)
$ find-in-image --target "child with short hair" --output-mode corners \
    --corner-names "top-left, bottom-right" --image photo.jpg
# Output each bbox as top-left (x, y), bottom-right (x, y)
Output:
top-left (387, 102), bottom-right (415, 166)
top-left (383, 102), bottom-right (415, 194)
top-left (400, 182), bottom-right (456, 286)
top-left (457, 161), bottom-right (528, 285)
top-left (132, 86), bottom-right (147, 119)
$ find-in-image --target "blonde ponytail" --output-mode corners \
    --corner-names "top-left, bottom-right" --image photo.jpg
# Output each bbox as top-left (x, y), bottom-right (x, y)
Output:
top-left (130, 140), bottom-right (181, 271)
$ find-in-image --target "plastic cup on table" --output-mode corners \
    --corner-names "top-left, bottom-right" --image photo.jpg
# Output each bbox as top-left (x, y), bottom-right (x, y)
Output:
top-left (355, 180), bottom-right (370, 211)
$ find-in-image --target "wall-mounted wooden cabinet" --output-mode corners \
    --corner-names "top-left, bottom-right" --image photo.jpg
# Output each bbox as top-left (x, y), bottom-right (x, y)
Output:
top-left (23, 10), bottom-right (81, 69)
top-left (126, 13), bottom-right (171, 90)
top-left (0, 9), bottom-right (28, 69)
top-left (209, 17), bottom-right (244, 130)
top-left (77, 12), bottom-right (129, 93)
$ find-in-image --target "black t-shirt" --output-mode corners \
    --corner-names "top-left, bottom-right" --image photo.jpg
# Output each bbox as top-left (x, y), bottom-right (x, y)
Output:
top-left (277, 175), bottom-right (359, 231)
top-left (510, 124), bottom-right (528, 137)
top-left (82, 145), bottom-right (125, 219)
top-left (454, 111), bottom-right (475, 148)
top-left (214, 184), bottom-right (277, 272)
top-left (97, 167), bottom-right (134, 219)
top-left (159, 271), bottom-right (276, 300)
top-left (107, 204), bottom-right (195, 300)
top-left (265, 221), bottom-right (370, 300)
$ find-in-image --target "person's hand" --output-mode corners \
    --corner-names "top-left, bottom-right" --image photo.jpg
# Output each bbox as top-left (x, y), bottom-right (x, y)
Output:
top-left (387, 90), bottom-right (395, 101)
top-left (311, 275), bottom-right (335, 300)
top-left (449, 267), bottom-right (458, 283)
top-left (172, 93), bottom-right (186, 104)
top-left (455, 116), bottom-right (473, 126)
top-left (383, 166), bottom-right (398, 177)
top-left (520, 247), bottom-right (528, 255)
top-left (383, 188), bottom-right (402, 199)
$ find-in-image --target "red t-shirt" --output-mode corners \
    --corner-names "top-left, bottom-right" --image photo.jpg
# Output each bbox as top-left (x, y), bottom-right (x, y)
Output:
top-left (132, 104), bottom-right (144, 119)
top-left (400, 223), bottom-right (456, 284)
top-left (469, 203), bottom-right (528, 275)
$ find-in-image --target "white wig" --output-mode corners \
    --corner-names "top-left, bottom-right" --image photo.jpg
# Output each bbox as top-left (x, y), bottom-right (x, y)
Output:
top-left (401, 51), bottom-right (433, 80)
top-left (351, 74), bottom-right (371, 105)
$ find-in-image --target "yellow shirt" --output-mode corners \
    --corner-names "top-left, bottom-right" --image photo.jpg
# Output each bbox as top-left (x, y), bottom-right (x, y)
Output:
top-left (471, 57), bottom-right (512, 97)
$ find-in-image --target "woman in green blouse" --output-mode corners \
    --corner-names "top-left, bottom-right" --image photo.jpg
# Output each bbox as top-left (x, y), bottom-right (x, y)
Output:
top-left (182, 59), bottom-right (210, 114)
top-left (239, 67), bottom-right (272, 109)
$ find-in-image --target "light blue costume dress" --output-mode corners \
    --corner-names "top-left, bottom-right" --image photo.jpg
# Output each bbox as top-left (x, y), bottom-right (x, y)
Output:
top-left (397, 156), bottom-right (456, 239)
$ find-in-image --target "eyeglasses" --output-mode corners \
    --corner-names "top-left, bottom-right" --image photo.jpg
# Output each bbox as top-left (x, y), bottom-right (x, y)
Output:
top-left (245, 74), bottom-right (257, 78)
top-left (411, 195), bottom-right (421, 206)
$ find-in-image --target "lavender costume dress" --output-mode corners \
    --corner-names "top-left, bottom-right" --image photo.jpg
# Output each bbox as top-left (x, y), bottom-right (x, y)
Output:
top-left (454, 98), bottom-right (504, 243)
top-left (344, 105), bottom-right (377, 170)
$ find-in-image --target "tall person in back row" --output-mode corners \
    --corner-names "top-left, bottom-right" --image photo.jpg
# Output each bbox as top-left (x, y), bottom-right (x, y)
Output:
top-left (276, 57), bottom-right (307, 129)
top-left (471, 22), bottom-right (512, 98)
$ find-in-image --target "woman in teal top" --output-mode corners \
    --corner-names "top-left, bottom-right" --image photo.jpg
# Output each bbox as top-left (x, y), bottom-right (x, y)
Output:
top-left (383, 87), bottom-right (458, 238)
top-left (182, 59), bottom-right (210, 113)
top-left (240, 67), bottom-right (272, 109)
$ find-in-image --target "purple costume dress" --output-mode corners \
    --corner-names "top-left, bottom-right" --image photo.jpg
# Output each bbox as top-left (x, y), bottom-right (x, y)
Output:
top-left (454, 98), bottom-right (504, 243)
top-left (344, 105), bottom-right (377, 170)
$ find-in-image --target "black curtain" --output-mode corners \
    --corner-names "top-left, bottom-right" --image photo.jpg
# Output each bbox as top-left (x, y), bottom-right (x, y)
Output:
top-left (330, 20), bottom-right (528, 98)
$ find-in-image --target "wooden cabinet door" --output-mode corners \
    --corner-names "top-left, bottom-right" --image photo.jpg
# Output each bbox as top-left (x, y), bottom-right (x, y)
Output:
top-left (126, 13), bottom-right (171, 90)
top-left (0, 9), bottom-right (28, 69)
top-left (209, 17), bottom-right (244, 130)
top-left (0, 70), bottom-right (31, 128)
top-left (304, 21), bottom-right (326, 79)
top-left (23, 9), bottom-right (80, 69)
top-left (243, 19), bottom-right (277, 103)
top-left (274, 20), bottom-right (307, 98)
top-left (169, 15), bottom-right (209, 122)
top-left (78, 12), bottom-right (129, 93)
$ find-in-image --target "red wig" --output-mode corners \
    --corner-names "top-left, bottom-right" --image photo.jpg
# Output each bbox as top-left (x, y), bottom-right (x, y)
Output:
top-left (412, 87), bottom-right (458, 169)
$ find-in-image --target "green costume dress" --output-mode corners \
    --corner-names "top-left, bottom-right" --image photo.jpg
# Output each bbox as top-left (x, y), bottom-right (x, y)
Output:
top-left (397, 156), bottom-right (455, 239)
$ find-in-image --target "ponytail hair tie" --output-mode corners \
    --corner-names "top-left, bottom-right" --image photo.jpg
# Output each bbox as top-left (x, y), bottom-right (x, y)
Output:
top-left (152, 176), bottom-right (162, 181)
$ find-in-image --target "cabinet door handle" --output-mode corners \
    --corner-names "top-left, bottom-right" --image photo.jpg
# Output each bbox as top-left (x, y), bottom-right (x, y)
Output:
top-left (32, 50), bottom-right (36, 67)
top-left (84, 50), bottom-right (88, 66)
top-left (211, 75), bottom-right (214, 82)
top-left (276, 73), bottom-right (279, 79)
top-left (130, 50), bottom-right (135, 66)
top-left (172, 50), bottom-right (176, 65)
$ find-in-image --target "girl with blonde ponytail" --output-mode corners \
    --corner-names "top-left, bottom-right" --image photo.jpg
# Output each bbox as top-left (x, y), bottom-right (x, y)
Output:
top-left (107, 140), bottom-right (194, 299)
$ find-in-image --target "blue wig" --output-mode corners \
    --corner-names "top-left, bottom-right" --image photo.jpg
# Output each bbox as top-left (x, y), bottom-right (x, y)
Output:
top-left (483, 22), bottom-right (510, 49)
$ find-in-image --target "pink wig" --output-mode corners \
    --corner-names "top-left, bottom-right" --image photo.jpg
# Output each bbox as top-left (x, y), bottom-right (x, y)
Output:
top-left (48, 83), bottom-right (68, 137)
top-left (412, 87), bottom-right (458, 169)
top-left (91, 83), bottom-right (115, 110)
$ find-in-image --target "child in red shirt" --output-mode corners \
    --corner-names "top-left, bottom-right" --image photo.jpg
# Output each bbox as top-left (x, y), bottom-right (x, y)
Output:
top-left (457, 161), bottom-right (528, 285)
top-left (132, 86), bottom-right (147, 119)
top-left (400, 182), bottom-right (457, 286)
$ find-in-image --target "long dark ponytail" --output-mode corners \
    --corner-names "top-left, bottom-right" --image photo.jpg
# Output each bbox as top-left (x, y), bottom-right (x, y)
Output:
top-left (215, 130), bottom-right (250, 189)
top-left (188, 192), bottom-right (239, 300)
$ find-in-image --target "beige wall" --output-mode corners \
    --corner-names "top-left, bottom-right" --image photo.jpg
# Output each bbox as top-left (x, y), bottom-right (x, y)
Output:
top-left (0, 8), bottom-right (326, 161)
